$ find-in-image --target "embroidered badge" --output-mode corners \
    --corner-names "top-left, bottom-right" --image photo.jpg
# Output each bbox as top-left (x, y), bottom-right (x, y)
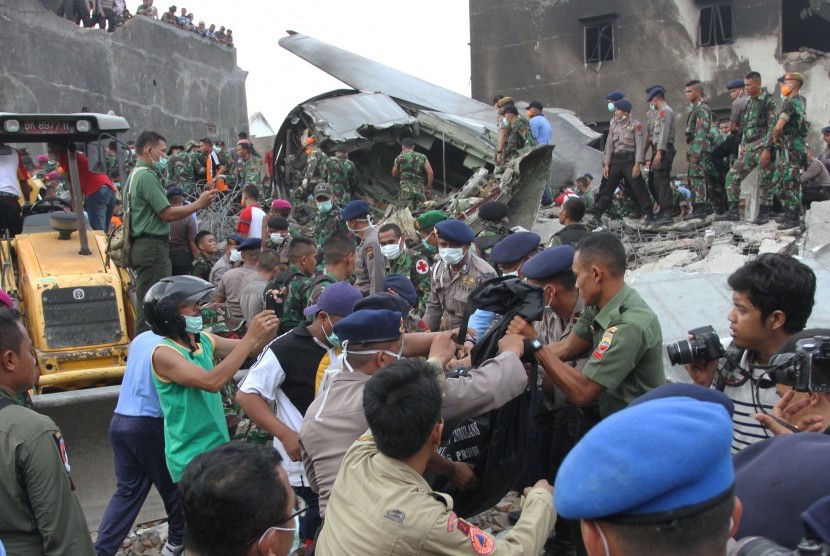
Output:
top-left (415, 258), bottom-right (429, 274)
top-left (447, 512), bottom-right (458, 532)
top-left (469, 525), bottom-right (495, 554)
top-left (593, 326), bottom-right (618, 360)
top-left (365, 244), bottom-right (374, 261)
top-left (384, 509), bottom-right (405, 524)
top-left (53, 432), bottom-right (70, 473)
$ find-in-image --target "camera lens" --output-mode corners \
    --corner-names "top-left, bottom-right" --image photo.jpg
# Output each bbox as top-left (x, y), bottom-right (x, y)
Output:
top-left (667, 340), bottom-right (695, 366)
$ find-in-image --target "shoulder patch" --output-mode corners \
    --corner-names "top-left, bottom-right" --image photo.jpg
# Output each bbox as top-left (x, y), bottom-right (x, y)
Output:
top-left (53, 431), bottom-right (71, 473)
top-left (456, 520), bottom-right (495, 554)
top-left (447, 512), bottom-right (458, 532)
top-left (635, 123), bottom-right (643, 131)
top-left (384, 509), bottom-right (406, 524)
top-left (365, 244), bottom-right (374, 261)
top-left (593, 326), bottom-right (618, 360)
top-left (415, 258), bottom-right (430, 275)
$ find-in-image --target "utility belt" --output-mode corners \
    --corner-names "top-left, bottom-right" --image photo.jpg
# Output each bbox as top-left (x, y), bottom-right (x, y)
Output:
top-left (611, 151), bottom-right (636, 161)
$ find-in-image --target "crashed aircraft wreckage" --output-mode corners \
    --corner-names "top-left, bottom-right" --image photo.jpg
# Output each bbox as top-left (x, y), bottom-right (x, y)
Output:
top-left (270, 31), bottom-right (604, 232)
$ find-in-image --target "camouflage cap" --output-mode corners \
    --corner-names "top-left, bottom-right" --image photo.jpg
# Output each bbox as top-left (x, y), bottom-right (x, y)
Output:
top-left (414, 210), bottom-right (449, 231)
top-left (313, 182), bottom-right (334, 200)
top-left (185, 140), bottom-right (199, 152)
top-left (778, 72), bottom-right (805, 84)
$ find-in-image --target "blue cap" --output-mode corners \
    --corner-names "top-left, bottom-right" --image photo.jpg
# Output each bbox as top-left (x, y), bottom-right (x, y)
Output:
top-left (341, 200), bottom-right (371, 221)
top-left (606, 90), bottom-right (626, 101)
top-left (629, 383), bottom-right (734, 417)
top-left (614, 99), bottom-right (633, 112)
top-left (521, 245), bottom-right (574, 280)
top-left (334, 309), bottom-right (404, 344)
top-left (237, 237), bottom-right (262, 251)
top-left (354, 292), bottom-right (411, 315)
top-left (555, 397), bottom-right (734, 522)
top-left (226, 234), bottom-right (244, 246)
top-left (726, 79), bottom-right (745, 90)
top-left (490, 232), bottom-right (540, 265)
top-left (382, 273), bottom-right (418, 308)
top-left (645, 84), bottom-right (664, 94)
top-left (302, 281), bottom-right (362, 317)
top-left (435, 219), bottom-right (475, 245)
top-left (645, 87), bottom-right (665, 102)
top-left (822, 125), bottom-right (830, 134)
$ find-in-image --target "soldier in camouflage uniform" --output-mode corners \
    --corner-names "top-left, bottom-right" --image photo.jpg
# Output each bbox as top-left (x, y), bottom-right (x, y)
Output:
top-left (501, 105), bottom-right (536, 162)
top-left (575, 176), bottom-right (594, 210)
top-left (474, 201), bottom-right (511, 261)
top-left (706, 121), bottom-right (730, 216)
top-left (607, 188), bottom-right (636, 220)
top-left (311, 183), bottom-right (348, 247)
top-left (412, 210), bottom-right (447, 266)
top-left (232, 141), bottom-right (263, 197)
top-left (378, 223), bottom-right (432, 318)
top-left (190, 230), bottom-right (218, 281)
top-left (719, 72), bottom-right (778, 223)
top-left (771, 72), bottom-right (809, 230)
top-left (214, 141), bottom-right (234, 177)
top-left (295, 137), bottom-right (327, 206)
top-left (264, 215), bottom-right (293, 270)
top-left (392, 137), bottom-right (433, 207)
top-left (267, 237), bottom-right (317, 334)
top-left (325, 144), bottom-right (357, 204)
top-left (683, 80), bottom-right (714, 218)
top-left (167, 140), bottom-right (203, 194)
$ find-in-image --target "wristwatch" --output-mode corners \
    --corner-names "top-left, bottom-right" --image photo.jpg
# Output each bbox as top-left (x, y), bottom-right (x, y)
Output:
top-left (527, 338), bottom-right (543, 353)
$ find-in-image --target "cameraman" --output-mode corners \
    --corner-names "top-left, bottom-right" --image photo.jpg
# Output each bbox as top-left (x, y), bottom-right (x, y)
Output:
top-left (685, 254), bottom-right (816, 452)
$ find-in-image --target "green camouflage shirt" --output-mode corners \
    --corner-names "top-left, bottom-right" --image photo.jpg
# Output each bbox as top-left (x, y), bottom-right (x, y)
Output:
top-left (774, 96), bottom-right (808, 152)
top-left (304, 149), bottom-right (328, 182)
top-left (190, 252), bottom-right (213, 281)
top-left (393, 151), bottom-right (428, 186)
top-left (280, 266), bottom-right (312, 331)
top-left (386, 249), bottom-right (432, 317)
top-left (741, 92), bottom-right (777, 144)
top-left (685, 101), bottom-right (712, 153)
top-left (306, 271), bottom-right (338, 306)
top-left (505, 116), bottom-right (536, 159)
top-left (232, 156), bottom-right (263, 189)
top-left (167, 151), bottom-right (202, 193)
top-left (314, 205), bottom-right (348, 246)
top-left (325, 155), bottom-right (357, 202)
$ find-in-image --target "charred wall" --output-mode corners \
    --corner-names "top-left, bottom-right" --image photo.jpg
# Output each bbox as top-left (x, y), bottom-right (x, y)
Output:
top-left (470, 0), bottom-right (830, 161)
top-left (0, 0), bottom-right (248, 143)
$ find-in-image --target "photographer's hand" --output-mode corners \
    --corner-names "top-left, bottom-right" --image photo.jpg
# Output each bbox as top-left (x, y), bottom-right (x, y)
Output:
top-left (506, 315), bottom-right (539, 340)
top-left (685, 358), bottom-right (718, 387)
top-left (755, 390), bottom-right (825, 435)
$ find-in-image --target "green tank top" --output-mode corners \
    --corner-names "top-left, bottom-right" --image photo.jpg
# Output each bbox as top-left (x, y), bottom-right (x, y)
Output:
top-left (152, 333), bottom-right (229, 482)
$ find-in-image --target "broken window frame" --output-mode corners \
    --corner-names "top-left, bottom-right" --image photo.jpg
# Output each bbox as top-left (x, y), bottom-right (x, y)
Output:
top-left (699, 2), bottom-right (734, 47)
top-left (583, 19), bottom-right (615, 64)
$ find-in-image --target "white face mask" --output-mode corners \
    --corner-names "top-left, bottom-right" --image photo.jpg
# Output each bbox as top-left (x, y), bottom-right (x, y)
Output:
top-left (269, 233), bottom-right (285, 246)
top-left (229, 250), bottom-right (242, 263)
top-left (439, 247), bottom-right (465, 265)
top-left (501, 270), bottom-right (518, 277)
top-left (380, 239), bottom-right (403, 261)
top-left (607, 102), bottom-right (616, 112)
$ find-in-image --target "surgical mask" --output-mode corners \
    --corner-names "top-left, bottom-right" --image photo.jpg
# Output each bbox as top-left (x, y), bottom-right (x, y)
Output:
top-left (607, 102), bottom-right (615, 112)
top-left (348, 220), bottom-right (373, 233)
top-left (421, 237), bottom-right (436, 251)
top-left (325, 316), bottom-right (341, 349)
top-left (152, 149), bottom-right (168, 172)
top-left (781, 84), bottom-right (793, 97)
top-left (501, 116), bottom-right (509, 127)
top-left (501, 270), bottom-right (518, 277)
top-left (183, 315), bottom-right (203, 333)
top-left (648, 103), bottom-right (656, 111)
top-left (269, 233), bottom-right (285, 245)
top-left (381, 240), bottom-right (402, 261)
top-left (439, 247), bottom-right (465, 265)
top-left (214, 146), bottom-right (222, 153)
top-left (258, 517), bottom-right (300, 555)
top-left (316, 200), bottom-right (333, 213)
top-left (347, 342), bottom-right (404, 362)
top-left (229, 250), bottom-right (243, 263)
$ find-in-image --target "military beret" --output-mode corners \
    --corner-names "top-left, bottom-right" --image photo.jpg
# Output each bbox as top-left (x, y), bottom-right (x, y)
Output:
top-left (313, 182), bottom-right (334, 200)
top-left (237, 237), bottom-right (262, 251)
top-left (225, 234), bottom-right (244, 246)
top-left (726, 79), bottom-right (745, 90)
top-left (267, 216), bottom-right (289, 230)
top-left (382, 273), bottom-right (418, 308)
top-left (822, 125), bottom-right (830, 134)
top-left (629, 383), bottom-right (734, 417)
top-left (555, 397), bottom-right (734, 523)
top-left (528, 100), bottom-right (544, 110)
top-left (435, 219), bottom-right (475, 245)
top-left (185, 139), bottom-right (199, 151)
top-left (645, 84), bottom-right (664, 94)
top-left (303, 281), bottom-right (362, 317)
top-left (478, 201), bottom-right (509, 222)
top-left (645, 87), bottom-right (665, 102)
top-left (334, 309), bottom-right (404, 345)
top-left (614, 99), bottom-right (633, 112)
top-left (166, 186), bottom-right (185, 198)
top-left (490, 232), bottom-right (541, 265)
top-left (271, 199), bottom-right (292, 210)
top-left (606, 90), bottom-right (626, 101)
top-left (341, 200), bottom-right (371, 221)
top-left (415, 210), bottom-right (448, 231)
top-left (521, 245), bottom-right (574, 280)
top-left (496, 96), bottom-right (514, 108)
top-left (354, 292), bottom-right (411, 315)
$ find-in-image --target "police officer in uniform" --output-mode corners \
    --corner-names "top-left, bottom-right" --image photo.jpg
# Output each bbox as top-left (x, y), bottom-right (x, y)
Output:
top-left (341, 200), bottom-right (385, 295)
top-left (423, 219), bottom-right (497, 332)
top-left (0, 310), bottom-right (95, 555)
top-left (214, 237), bottom-right (260, 320)
top-left (208, 234), bottom-right (242, 288)
top-left (646, 87), bottom-right (676, 225)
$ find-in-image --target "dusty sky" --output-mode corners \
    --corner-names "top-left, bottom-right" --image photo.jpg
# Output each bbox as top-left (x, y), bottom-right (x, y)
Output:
top-left (180, 0), bottom-right (472, 134)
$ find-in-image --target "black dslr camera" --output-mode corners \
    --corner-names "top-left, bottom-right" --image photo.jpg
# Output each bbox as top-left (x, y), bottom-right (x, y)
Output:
top-left (667, 325), bottom-right (726, 366)
top-left (766, 336), bottom-right (830, 393)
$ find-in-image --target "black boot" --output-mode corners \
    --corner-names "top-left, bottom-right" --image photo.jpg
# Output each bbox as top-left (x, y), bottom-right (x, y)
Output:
top-left (686, 203), bottom-right (711, 221)
top-left (643, 211), bottom-right (657, 224)
top-left (652, 209), bottom-right (673, 226)
top-left (717, 202), bottom-right (740, 222)
top-left (776, 209), bottom-right (802, 231)
top-left (753, 205), bottom-right (770, 225)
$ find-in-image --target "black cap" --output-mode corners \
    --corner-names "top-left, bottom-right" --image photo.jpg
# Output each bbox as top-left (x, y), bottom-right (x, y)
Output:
top-left (528, 100), bottom-right (544, 110)
top-left (166, 186), bottom-right (185, 198)
top-left (478, 201), bottom-right (509, 222)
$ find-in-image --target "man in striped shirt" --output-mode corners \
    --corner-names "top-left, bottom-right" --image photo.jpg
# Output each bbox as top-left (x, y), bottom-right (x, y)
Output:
top-left (686, 254), bottom-right (816, 452)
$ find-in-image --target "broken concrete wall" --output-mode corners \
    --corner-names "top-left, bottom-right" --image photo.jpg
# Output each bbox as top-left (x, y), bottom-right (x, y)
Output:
top-left (470, 0), bottom-right (830, 162)
top-left (0, 0), bottom-right (248, 143)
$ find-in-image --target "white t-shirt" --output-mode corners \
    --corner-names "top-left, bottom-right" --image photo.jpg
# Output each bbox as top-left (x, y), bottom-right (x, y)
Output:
top-left (722, 350), bottom-right (778, 453)
top-left (0, 150), bottom-right (21, 197)
top-left (248, 206), bottom-right (265, 239)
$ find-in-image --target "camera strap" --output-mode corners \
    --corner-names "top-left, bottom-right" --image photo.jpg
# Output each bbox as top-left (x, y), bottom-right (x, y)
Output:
top-left (715, 343), bottom-right (749, 391)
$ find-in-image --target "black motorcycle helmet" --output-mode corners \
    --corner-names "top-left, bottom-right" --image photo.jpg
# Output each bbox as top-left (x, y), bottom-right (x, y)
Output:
top-left (143, 276), bottom-right (215, 341)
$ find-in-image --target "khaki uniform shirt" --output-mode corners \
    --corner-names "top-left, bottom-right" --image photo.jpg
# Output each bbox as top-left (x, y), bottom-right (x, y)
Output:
top-left (423, 250), bottom-right (496, 332)
top-left (209, 253), bottom-right (232, 288)
top-left (603, 117), bottom-right (646, 166)
top-left (653, 104), bottom-right (676, 152)
top-left (300, 351), bottom-right (528, 516)
top-left (216, 263), bottom-right (257, 319)
top-left (0, 389), bottom-right (95, 555)
top-left (354, 227), bottom-right (385, 296)
top-left (315, 433), bottom-right (555, 556)
top-left (572, 284), bottom-right (665, 417)
top-left (535, 301), bottom-right (587, 410)
top-left (239, 277), bottom-right (267, 323)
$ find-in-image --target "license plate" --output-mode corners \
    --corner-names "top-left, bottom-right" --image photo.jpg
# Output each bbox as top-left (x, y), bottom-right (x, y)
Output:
top-left (23, 120), bottom-right (72, 134)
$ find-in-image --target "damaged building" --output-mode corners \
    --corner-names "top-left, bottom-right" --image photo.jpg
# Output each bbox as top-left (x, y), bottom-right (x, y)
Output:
top-left (470, 0), bottom-right (830, 160)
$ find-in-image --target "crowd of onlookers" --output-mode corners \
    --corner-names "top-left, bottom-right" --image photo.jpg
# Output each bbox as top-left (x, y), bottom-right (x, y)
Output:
top-left (44, 0), bottom-right (234, 46)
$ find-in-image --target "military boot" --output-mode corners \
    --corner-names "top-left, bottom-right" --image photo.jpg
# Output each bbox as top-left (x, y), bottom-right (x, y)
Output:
top-left (686, 203), bottom-right (711, 221)
top-left (716, 202), bottom-right (740, 222)
top-left (753, 205), bottom-right (770, 225)
top-left (652, 209), bottom-right (674, 226)
top-left (776, 209), bottom-right (802, 231)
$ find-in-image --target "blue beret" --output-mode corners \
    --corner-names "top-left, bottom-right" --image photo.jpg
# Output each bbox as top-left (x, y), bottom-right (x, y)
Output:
top-left (226, 234), bottom-right (244, 246)
top-left (340, 200), bottom-right (371, 221)
top-left (630, 383), bottom-right (734, 417)
top-left (435, 219), bottom-right (474, 245)
top-left (645, 87), bottom-right (665, 102)
top-left (822, 125), bottom-right (830, 134)
top-left (726, 79), bottom-right (745, 90)
top-left (490, 232), bottom-right (540, 265)
top-left (354, 292), bottom-right (411, 315)
top-left (614, 99), bottom-right (633, 112)
top-left (237, 237), bottom-right (262, 251)
top-left (382, 273), bottom-right (418, 308)
top-left (606, 90), bottom-right (626, 101)
top-left (520, 245), bottom-right (574, 279)
top-left (645, 84), bottom-right (664, 94)
top-left (555, 397), bottom-right (734, 522)
top-left (334, 309), bottom-right (403, 345)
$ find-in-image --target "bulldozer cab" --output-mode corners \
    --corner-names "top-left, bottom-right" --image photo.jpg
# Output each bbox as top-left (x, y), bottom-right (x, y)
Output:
top-left (0, 113), bottom-right (136, 392)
